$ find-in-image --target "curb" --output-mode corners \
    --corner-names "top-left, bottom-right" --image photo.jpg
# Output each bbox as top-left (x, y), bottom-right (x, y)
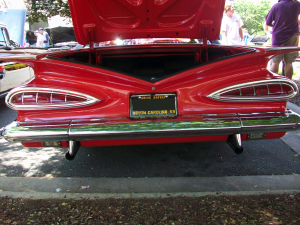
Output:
top-left (0, 175), bottom-right (299, 199)
top-left (0, 190), bottom-right (300, 200)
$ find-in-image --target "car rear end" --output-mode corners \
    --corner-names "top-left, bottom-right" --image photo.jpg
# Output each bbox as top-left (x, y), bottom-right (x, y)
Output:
top-left (1, 0), bottom-right (300, 160)
top-left (1, 44), bottom-right (300, 160)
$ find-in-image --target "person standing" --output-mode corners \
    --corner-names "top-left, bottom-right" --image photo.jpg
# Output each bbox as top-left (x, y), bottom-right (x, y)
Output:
top-left (39, 28), bottom-right (49, 47)
top-left (35, 30), bottom-right (44, 47)
top-left (265, 0), bottom-right (300, 79)
top-left (221, 3), bottom-right (244, 45)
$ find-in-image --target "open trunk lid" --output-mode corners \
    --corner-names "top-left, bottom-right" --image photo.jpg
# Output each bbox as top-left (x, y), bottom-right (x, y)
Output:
top-left (68, 0), bottom-right (225, 45)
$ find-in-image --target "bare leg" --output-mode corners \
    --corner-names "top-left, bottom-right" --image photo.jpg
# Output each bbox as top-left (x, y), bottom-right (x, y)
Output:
top-left (284, 62), bottom-right (293, 79)
top-left (270, 61), bottom-right (280, 73)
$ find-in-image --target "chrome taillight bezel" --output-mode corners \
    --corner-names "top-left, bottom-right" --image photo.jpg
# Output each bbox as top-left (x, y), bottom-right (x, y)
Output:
top-left (5, 87), bottom-right (100, 110)
top-left (207, 79), bottom-right (299, 102)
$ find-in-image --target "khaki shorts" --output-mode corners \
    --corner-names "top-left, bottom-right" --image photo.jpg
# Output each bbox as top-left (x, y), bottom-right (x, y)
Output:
top-left (272, 33), bottom-right (299, 63)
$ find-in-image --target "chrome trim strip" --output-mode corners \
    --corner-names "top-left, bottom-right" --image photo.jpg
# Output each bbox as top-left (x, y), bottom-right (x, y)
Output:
top-left (0, 54), bottom-right (37, 60)
top-left (207, 79), bottom-right (299, 102)
top-left (2, 121), bottom-right (69, 142)
top-left (5, 87), bottom-right (100, 110)
top-left (265, 47), bottom-right (300, 52)
top-left (241, 112), bottom-right (300, 133)
top-left (36, 92), bottom-right (39, 104)
top-left (2, 111), bottom-right (300, 143)
top-left (69, 120), bottom-right (241, 140)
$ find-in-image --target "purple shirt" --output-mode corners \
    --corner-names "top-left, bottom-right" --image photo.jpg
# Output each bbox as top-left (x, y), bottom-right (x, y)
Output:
top-left (265, 0), bottom-right (300, 47)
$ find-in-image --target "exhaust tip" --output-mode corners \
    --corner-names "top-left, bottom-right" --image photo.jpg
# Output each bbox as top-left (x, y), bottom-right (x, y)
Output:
top-left (233, 146), bottom-right (244, 154)
top-left (65, 151), bottom-right (76, 161)
top-left (227, 134), bottom-right (243, 155)
top-left (65, 141), bottom-right (80, 161)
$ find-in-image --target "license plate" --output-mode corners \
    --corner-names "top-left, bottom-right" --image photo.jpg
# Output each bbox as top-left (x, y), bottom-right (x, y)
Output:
top-left (130, 94), bottom-right (177, 119)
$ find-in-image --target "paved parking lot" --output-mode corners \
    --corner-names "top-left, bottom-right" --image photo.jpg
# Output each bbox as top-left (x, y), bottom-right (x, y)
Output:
top-left (1, 82), bottom-right (300, 196)
top-left (1, 96), bottom-right (300, 179)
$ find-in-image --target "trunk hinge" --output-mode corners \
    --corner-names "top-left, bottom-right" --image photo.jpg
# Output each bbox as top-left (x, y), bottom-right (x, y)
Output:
top-left (203, 37), bottom-right (207, 48)
top-left (84, 24), bottom-right (96, 64)
top-left (200, 21), bottom-right (212, 63)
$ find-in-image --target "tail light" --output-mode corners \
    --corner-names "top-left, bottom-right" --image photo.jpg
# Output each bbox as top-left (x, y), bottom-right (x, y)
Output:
top-left (208, 79), bottom-right (298, 102)
top-left (6, 87), bottom-right (99, 110)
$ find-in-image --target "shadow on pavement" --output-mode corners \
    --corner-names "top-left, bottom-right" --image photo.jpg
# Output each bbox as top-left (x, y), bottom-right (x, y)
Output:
top-left (1, 137), bottom-right (299, 178)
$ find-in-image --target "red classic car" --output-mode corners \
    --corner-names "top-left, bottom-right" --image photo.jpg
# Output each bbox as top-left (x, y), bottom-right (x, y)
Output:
top-left (1, 0), bottom-right (300, 160)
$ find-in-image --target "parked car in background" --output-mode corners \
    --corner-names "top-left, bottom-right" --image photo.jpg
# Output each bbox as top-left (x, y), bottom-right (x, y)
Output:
top-left (249, 34), bottom-right (270, 46)
top-left (46, 26), bottom-right (76, 44)
top-left (0, 9), bottom-right (33, 97)
top-left (0, 22), bottom-right (13, 96)
top-left (1, 0), bottom-right (300, 161)
top-left (0, 22), bottom-right (36, 97)
top-left (0, 23), bottom-right (11, 48)
top-left (0, 22), bottom-right (10, 89)
top-left (0, 9), bottom-right (26, 47)
top-left (47, 41), bottom-right (78, 51)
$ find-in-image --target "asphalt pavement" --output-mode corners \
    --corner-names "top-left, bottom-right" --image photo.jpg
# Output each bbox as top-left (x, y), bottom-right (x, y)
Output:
top-left (0, 91), bottom-right (299, 199)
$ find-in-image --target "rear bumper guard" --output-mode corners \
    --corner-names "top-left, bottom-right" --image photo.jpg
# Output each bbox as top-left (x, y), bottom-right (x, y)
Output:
top-left (2, 111), bottom-right (300, 143)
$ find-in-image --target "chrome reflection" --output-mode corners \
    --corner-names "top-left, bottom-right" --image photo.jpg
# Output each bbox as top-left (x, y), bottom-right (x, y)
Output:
top-left (1, 121), bottom-right (69, 142)
top-left (227, 134), bottom-right (243, 154)
top-left (65, 141), bottom-right (81, 161)
top-left (1, 111), bottom-right (300, 143)
top-left (265, 47), bottom-right (300, 52)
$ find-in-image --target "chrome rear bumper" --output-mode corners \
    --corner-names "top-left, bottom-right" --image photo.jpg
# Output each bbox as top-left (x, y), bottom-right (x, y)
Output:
top-left (2, 111), bottom-right (300, 143)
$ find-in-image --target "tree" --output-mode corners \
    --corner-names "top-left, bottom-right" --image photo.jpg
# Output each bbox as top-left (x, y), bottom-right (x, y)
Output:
top-left (234, 0), bottom-right (271, 35)
top-left (25, 0), bottom-right (71, 24)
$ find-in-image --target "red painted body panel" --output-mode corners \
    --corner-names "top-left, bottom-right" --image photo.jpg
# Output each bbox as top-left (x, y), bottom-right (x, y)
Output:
top-left (68, 0), bottom-right (226, 44)
top-left (79, 132), bottom-right (287, 147)
top-left (22, 142), bottom-right (43, 148)
top-left (264, 132), bottom-right (286, 139)
top-left (80, 135), bottom-right (229, 147)
top-left (1, 0), bottom-right (299, 159)
top-left (6, 45), bottom-right (288, 123)
top-left (1, 44), bottom-right (299, 148)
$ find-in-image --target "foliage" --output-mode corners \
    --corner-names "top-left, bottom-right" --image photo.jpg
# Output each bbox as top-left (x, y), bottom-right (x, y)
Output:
top-left (25, 0), bottom-right (71, 24)
top-left (1, 194), bottom-right (300, 224)
top-left (234, 0), bottom-right (271, 35)
top-left (5, 63), bottom-right (28, 71)
top-left (24, 0), bottom-right (271, 35)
